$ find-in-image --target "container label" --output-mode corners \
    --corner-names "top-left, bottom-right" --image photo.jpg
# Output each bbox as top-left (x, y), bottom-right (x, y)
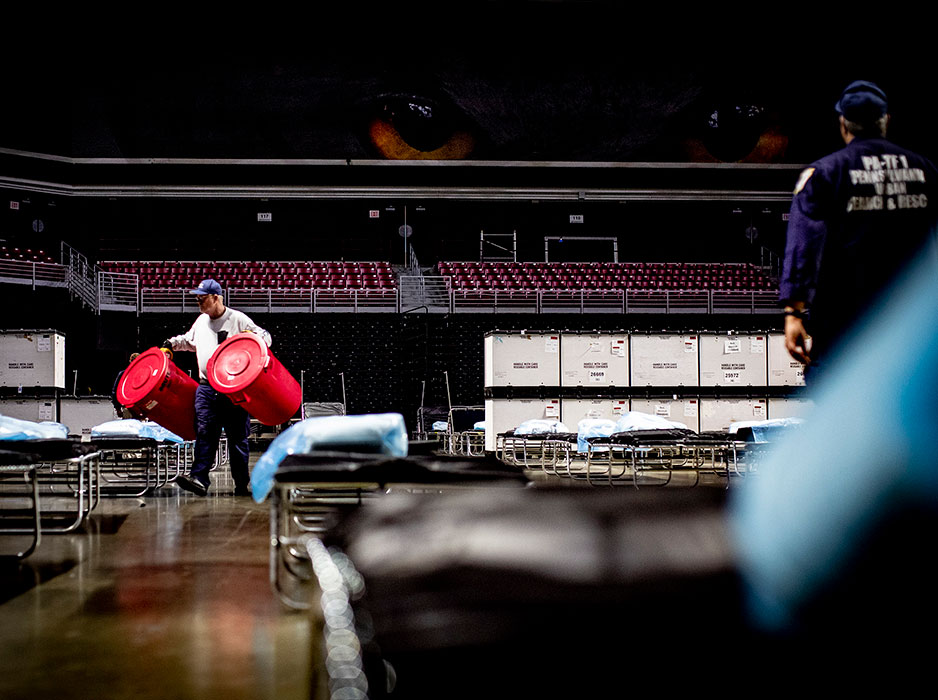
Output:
top-left (724, 338), bottom-right (741, 354)
top-left (38, 337), bottom-right (51, 352)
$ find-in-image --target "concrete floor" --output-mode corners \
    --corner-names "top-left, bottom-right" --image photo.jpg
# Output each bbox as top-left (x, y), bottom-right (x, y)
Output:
top-left (0, 447), bottom-right (740, 700)
top-left (0, 469), bottom-right (311, 700)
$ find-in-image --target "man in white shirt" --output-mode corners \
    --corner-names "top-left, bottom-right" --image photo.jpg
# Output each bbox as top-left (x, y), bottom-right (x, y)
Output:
top-left (162, 278), bottom-right (272, 496)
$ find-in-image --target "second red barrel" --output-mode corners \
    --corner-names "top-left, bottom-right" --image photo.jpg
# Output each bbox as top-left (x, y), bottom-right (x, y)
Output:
top-left (116, 347), bottom-right (198, 440)
top-left (206, 333), bottom-right (301, 426)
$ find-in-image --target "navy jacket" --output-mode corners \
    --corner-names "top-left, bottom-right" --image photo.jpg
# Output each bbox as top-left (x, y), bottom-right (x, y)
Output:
top-left (779, 136), bottom-right (938, 360)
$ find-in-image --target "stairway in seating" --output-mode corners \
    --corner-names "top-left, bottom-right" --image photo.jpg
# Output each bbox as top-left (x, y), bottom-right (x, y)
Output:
top-left (396, 266), bottom-right (450, 312)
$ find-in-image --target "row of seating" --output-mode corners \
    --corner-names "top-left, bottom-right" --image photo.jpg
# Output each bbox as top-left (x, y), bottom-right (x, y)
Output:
top-left (100, 260), bottom-right (398, 289)
top-left (436, 261), bottom-right (775, 291)
top-left (101, 260), bottom-right (394, 273)
top-left (87, 258), bottom-right (773, 292)
top-left (0, 246), bottom-right (57, 264)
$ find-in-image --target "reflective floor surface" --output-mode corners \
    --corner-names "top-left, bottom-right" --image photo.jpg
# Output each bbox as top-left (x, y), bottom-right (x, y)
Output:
top-left (0, 469), bottom-right (311, 700)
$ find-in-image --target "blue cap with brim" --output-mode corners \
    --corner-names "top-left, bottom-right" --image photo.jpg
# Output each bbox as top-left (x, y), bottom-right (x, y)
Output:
top-left (189, 278), bottom-right (223, 295)
top-left (835, 80), bottom-right (888, 123)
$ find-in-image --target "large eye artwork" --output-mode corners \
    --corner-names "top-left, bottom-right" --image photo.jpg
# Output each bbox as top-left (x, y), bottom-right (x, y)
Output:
top-left (367, 94), bottom-right (477, 160)
top-left (682, 98), bottom-right (789, 164)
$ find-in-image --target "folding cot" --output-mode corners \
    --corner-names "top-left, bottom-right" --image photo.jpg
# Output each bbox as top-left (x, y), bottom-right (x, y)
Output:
top-left (0, 446), bottom-right (42, 559)
top-left (305, 485), bottom-right (751, 698)
top-left (267, 449), bottom-right (529, 610)
top-left (0, 437), bottom-right (102, 558)
top-left (90, 436), bottom-right (195, 497)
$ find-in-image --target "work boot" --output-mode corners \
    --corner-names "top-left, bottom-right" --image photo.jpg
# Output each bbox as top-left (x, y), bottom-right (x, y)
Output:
top-left (176, 474), bottom-right (209, 497)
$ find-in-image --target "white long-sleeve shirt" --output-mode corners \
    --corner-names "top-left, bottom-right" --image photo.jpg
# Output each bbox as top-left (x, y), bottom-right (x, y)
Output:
top-left (167, 307), bottom-right (272, 381)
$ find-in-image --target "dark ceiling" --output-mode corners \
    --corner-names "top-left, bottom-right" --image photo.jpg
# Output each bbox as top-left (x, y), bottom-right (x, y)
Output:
top-left (2, 5), bottom-right (933, 265)
top-left (3, 5), bottom-right (935, 163)
top-left (1, 5), bottom-right (935, 198)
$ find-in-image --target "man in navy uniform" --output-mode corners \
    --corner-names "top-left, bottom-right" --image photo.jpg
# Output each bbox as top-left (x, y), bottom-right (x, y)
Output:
top-left (780, 80), bottom-right (938, 381)
top-left (162, 278), bottom-right (272, 497)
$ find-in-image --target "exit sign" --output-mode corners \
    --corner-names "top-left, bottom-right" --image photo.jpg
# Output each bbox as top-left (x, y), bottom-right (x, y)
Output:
top-left (369, 210), bottom-right (380, 218)
top-left (257, 212), bottom-right (272, 222)
top-left (569, 214), bottom-right (584, 224)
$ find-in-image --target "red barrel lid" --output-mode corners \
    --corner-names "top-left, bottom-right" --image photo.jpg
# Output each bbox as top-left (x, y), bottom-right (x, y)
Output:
top-left (117, 347), bottom-right (170, 405)
top-left (207, 333), bottom-right (268, 393)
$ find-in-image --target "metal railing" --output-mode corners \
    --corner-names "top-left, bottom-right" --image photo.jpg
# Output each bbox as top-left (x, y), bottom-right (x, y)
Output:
top-left (398, 275), bottom-right (454, 312)
top-left (3, 252), bottom-right (780, 316)
top-left (139, 287), bottom-right (401, 314)
top-left (0, 259), bottom-right (68, 289)
top-left (97, 272), bottom-right (139, 312)
top-left (61, 242), bottom-right (97, 309)
top-left (449, 287), bottom-right (778, 314)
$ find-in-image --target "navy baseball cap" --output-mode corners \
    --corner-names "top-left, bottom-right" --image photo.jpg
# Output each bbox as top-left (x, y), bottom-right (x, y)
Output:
top-left (835, 80), bottom-right (888, 122)
top-left (189, 278), bottom-right (223, 295)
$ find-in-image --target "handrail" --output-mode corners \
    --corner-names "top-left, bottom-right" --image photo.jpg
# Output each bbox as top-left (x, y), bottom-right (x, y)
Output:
top-left (3, 253), bottom-right (780, 315)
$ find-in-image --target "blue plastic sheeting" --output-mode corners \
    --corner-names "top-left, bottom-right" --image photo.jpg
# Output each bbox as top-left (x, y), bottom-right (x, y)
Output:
top-left (250, 413), bottom-right (409, 502)
top-left (615, 411), bottom-right (689, 432)
top-left (515, 419), bottom-right (569, 435)
top-left (576, 418), bottom-right (618, 453)
top-left (575, 412), bottom-right (691, 453)
top-left (0, 415), bottom-right (69, 440)
top-left (729, 245), bottom-right (938, 632)
top-left (91, 419), bottom-right (185, 443)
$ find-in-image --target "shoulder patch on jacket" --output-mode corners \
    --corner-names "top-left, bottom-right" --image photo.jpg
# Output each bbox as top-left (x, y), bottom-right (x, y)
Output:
top-left (793, 167), bottom-right (815, 195)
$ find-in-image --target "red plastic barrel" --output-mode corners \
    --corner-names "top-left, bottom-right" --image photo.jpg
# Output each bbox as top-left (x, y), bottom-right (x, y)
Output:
top-left (116, 347), bottom-right (198, 440)
top-left (206, 333), bottom-right (301, 426)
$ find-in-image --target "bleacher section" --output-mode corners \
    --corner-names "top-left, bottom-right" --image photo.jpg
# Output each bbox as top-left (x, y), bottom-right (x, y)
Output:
top-left (98, 260), bottom-right (398, 290)
top-left (0, 246), bottom-right (57, 264)
top-left (436, 261), bottom-right (775, 291)
top-left (3, 250), bottom-right (779, 316)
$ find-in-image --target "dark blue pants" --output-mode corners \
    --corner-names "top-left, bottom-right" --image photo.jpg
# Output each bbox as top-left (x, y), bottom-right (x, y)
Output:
top-left (192, 383), bottom-right (251, 489)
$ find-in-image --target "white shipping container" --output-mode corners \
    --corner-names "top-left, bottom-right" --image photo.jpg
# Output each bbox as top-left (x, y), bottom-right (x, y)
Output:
top-left (59, 396), bottom-right (118, 435)
top-left (560, 333), bottom-right (630, 387)
top-left (699, 333), bottom-right (768, 386)
top-left (560, 398), bottom-right (629, 425)
top-left (768, 397), bottom-right (815, 420)
top-left (767, 333), bottom-right (806, 386)
top-left (699, 398), bottom-right (769, 432)
top-left (628, 397), bottom-right (700, 432)
top-left (0, 397), bottom-right (58, 423)
top-left (629, 333), bottom-right (700, 386)
top-left (0, 330), bottom-right (66, 389)
top-left (484, 397), bottom-right (562, 452)
top-left (484, 332), bottom-right (561, 387)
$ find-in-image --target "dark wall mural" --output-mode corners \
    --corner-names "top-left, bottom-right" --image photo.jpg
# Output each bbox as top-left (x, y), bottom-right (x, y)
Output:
top-left (2, 5), bottom-right (936, 165)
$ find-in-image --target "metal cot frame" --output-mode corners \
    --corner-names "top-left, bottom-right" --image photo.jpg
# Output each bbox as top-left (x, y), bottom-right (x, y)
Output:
top-left (0, 439), bottom-right (103, 558)
top-left (268, 452), bottom-right (529, 610)
top-left (496, 429), bottom-right (772, 487)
